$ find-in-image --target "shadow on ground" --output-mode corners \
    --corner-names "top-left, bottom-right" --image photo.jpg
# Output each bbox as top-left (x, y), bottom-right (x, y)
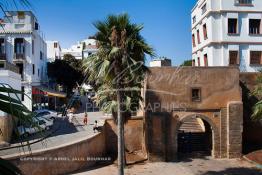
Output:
top-left (202, 167), bottom-right (262, 175)
top-left (175, 153), bottom-right (210, 163)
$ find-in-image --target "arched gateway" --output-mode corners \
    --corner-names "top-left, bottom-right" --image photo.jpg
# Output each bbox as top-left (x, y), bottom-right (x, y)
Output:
top-left (175, 114), bottom-right (218, 158)
top-left (176, 114), bottom-right (218, 156)
top-left (144, 67), bottom-right (243, 161)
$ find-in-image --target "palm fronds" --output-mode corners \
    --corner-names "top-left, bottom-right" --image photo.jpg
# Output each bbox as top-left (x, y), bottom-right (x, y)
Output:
top-left (83, 14), bottom-right (154, 116)
top-left (251, 70), bottom-right (262, 121)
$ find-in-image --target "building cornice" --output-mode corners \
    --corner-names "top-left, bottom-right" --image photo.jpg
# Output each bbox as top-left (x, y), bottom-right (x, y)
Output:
top-left (192, 10), bottom-right (262, 30)
top-left (0, 31), bottom-right (32, 34)
top-left (192, 41), bottom-right (262, 54)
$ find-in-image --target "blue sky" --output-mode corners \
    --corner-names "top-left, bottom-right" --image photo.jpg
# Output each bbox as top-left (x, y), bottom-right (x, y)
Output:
top-left (10, 0), bottom-right (197, 65)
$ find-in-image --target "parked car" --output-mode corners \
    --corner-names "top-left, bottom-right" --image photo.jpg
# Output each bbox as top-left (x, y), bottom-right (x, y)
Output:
top-left (17, 117), bottom-right (54, 137)
top-left (34, 109), bottom-right (58, 121)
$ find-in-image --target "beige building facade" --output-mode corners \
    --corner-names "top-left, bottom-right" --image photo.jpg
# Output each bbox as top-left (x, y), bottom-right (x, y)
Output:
top-left (143, 67), bottom-right (243, 160)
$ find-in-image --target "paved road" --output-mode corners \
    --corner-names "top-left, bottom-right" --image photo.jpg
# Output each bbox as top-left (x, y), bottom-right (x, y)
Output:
top-left (0, 111), bottom-right (104, 157)
top-left (72, 157), bottom-right (262, 175)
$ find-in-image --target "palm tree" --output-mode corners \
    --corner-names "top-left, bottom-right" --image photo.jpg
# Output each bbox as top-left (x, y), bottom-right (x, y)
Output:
top-left (252, 71), bottom-right (262, 121)
top-left (83, 14), bottom-right (154, 175)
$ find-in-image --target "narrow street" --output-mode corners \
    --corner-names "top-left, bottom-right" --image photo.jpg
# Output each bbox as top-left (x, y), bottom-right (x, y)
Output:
top-left (0, 111), bottom-right (104, 157)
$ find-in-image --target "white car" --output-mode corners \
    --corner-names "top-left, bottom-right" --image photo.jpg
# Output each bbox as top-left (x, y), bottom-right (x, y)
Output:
top-left (18, 117), bottom-right (54, 137)
top-left (34, 109), bottom-right (58, 121)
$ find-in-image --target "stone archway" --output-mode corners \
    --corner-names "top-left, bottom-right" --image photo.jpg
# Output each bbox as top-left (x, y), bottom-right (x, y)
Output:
top-left (172, 113), bottom-right (220, 159)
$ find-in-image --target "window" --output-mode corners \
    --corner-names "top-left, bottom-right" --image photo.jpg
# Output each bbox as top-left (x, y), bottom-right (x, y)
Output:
top-left (198, 57), bottom-right (200, 66)
top-left (16, 63), bottom-right (24, 80)
top-left (32, 40), bottom-right (34, 55)
top-left (40, 51), bottom-right (43, 60)
top-left (193, 16), bottom-right (196, 24)
top-left (228, 18), bottom-right (238, 34)
top-left (192, 34), bottom-right (196, 47)
top-left (21, 86), bottom-right (24, 101)
top-left (229, 51), bottom-right (239, 65)
top-left (192, 59), bottom-right (196, 67)
top-left (235, 0), bottom-right (252, 5)
top-left (15, 24), bottom-right (25, 29)
top-left (197, 30), bottom-right (201, 44)
top-left (203, 24), bottom-right (208, 40)
top-left (32, 64), bottom-right (35, 75)
top-left (201, 4), bottom-right (207, 14)
top-left (14, 38), bottom-right (25, 54)
top-left (192, 88), bottom-right (201, 102)
top-left (54, 42), bottom-right (58, 48)
top-left (35, 22), bottom-right (39, 30)
top-left (38, 69), bottom-right (40, 77)
top-left (250, 51), bottom-right (262, 65)
top-left (249, 19), bottom-right (261, 35)
top-left (0, 38), bottom-right (5, 55)
top-left (204, 54), bottom-right (208, 67)
top-left (17, 11), bottom-right (25, 19)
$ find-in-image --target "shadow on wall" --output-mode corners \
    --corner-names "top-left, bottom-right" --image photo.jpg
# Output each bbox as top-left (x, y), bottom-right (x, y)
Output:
top-left (105, 121), bottom-right (118, 161)
top-left (105, 118), bottom-right (147, 164)
top-left (202, 167), bottom-right (262, 175)
top-left (240, 80), bottom-right (262, 154)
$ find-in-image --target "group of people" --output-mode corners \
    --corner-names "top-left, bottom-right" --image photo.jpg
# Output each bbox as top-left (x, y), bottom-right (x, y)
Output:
top-left (67, 109), bottom-right (99, 133)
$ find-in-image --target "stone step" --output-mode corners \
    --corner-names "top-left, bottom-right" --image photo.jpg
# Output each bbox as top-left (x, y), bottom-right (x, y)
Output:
top-left (179, 118), bottom-right (204, 133)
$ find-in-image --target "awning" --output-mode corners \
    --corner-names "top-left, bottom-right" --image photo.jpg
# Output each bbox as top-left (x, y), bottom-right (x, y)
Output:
top-left (33, 86), bottom-right (67, 98)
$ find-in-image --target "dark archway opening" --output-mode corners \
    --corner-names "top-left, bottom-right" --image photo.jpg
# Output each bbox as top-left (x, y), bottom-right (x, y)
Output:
top-left (177, 117), bottom-right (212, 158)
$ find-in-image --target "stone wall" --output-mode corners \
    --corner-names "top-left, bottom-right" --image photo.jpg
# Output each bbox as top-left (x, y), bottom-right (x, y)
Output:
top-left (105, 117), bottom-right (147, 164)
top-left (145, 67), bottom-right (241, 111)
top-left (144, 67), bottom-right (243, 161)
top-left (4, 131), bottom-right (106, 175)
top-left (227, 101), bottom-right (243, 158)
top-left (0, 115), bottom-right (13, 144)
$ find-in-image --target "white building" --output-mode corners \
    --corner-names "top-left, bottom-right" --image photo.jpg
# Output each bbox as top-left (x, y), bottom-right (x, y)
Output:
top-left (0, 11), bottom-right (48, 110)
top-left (149, 58), bottom-right (172, 67)
top-left (0, 62), bottom-right (21, 93)
top-left (62, 41), bottom-right (83, 60)
top-left (82, 38), bottom-right (98, 58)
top-left (62, 37), bottom-right (98, 60)
top-left (46, 41), bottom-right (62, 62)
top-left (191, 0), bottom-right (262, 72)
top-left (0, 62), bottom-right (21, 143)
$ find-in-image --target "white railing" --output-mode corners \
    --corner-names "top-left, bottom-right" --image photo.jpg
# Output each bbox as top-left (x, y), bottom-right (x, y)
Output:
top-left (0, 61), bottom-right (19, 74)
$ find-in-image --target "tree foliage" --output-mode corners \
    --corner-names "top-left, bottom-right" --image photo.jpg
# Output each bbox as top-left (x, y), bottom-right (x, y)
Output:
top-left (181, 59), bottom-right (192, 66)
top-left (47, 54), bottom-right (84, 94)
top-left (83, 14), bottom-right (154, 116)
top-left (252, 71), bottom-right (262, 121)
top-left (82, 14), bottom-right (154, 175)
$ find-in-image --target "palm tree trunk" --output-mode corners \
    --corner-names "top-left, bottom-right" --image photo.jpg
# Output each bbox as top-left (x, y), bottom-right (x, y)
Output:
top-left (117, 89), bottom-right (124, 175)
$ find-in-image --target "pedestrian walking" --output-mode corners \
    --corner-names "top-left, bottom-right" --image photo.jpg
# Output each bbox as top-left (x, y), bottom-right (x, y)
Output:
top-left (93, 120), bottom-right (99, 133)
top-left (83, 112), bottom-right (88, 125)
top-left (68, 109), bottom-right (74, 123)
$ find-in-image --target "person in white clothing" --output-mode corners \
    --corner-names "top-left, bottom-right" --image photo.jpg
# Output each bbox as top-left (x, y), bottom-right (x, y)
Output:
top-left (68, 109), bottom-right (74, 123)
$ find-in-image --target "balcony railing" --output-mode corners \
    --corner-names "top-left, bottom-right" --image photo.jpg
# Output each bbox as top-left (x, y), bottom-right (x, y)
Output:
top-left (0, 61), bottom-right (19, 74)
top-left (13, 53), bottom-right (25, 61)
top-left (235, 0), bottom-right (253, 5)
top-left (0, 53), bottom-right (6, 60)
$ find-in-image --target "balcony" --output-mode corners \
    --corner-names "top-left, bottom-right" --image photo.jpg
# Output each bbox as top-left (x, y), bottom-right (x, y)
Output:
top-left (0, 61), bottom-right (19, 74)
top-left (13, 53), bottom-right (25, 62)
top-left (235, 0), bottom-right (253, 6)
